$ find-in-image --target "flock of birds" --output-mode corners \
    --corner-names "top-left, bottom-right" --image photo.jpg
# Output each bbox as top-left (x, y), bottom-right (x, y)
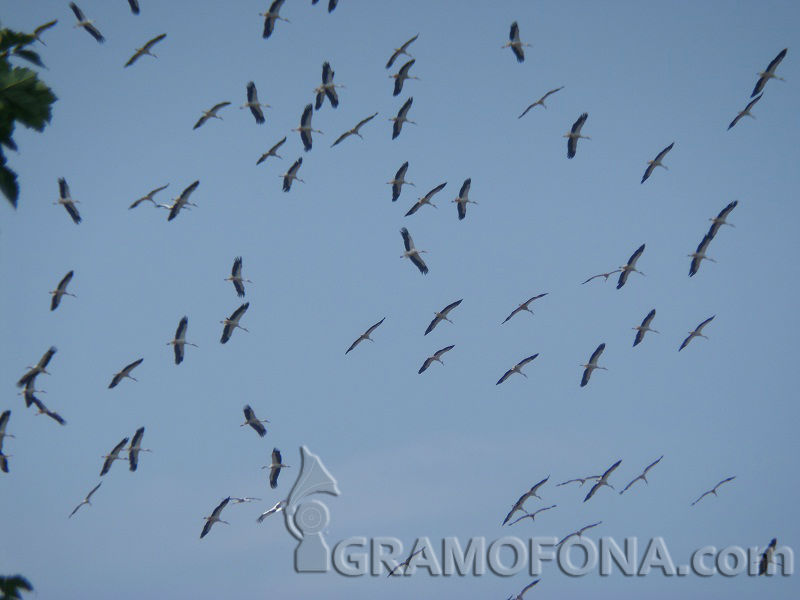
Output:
top-left (5, 2), bottom-right (790, 595)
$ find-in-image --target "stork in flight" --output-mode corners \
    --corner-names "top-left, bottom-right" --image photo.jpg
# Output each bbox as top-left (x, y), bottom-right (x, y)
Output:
top-left (619, 455), bottom-right (663, 494)
top-left (294, 104), bottom-right (322, 151)
top-left (387, 547), bottom-right (426, 577)
top-left (565, 113), bottom-right (590, 159)
top-left (581, 270), bottom-right (621, 285)
top-left (257, 137), bottom-right (286, 165)
top-left (617, 244), bottom-right (646, 289)
top-left (400, 227), bottom-right (428, 274)
top-left (168, 316), bottom-right (197, 365)
top-left (0, 411), bottom-right (12, 444)
top-left (17, 346), bottom-right (57, 388)
top-left (261, 0), bottom-right (289, 39)
top-left (201, 497), bottom-right (231, 538)
top-left (388, 162), bottom-right (415, 202)
top-left (19, 383), bottom-right (46, 408)
top-left (679, 315), bottom-right (715, 351)
top-left (386, 34), bottom-right (419, 69)
top-left (50, 271), bottom-right (76, 311)
top-left (391, 59), bottom-right (419, 97)
top-left (418, 345), bottom-right (455, 374)
top-left (751, 48), bottom-right (787, 97)
top-left (240, 81), bottom-right (269, 125)
top-left (29, 396), bottom-right (66, 425)
top-left (558, 522), bottom-right (602, 546)
top-left (632, 309), bottom-right (658, 347)
top-left (129, 183), bottom-right (169, 209)
top-left (391, 97), bottom-right (415, 140)
top-left (759, 538), bottom-right (778, 575)
top-left (281, 158), bottom-right (304, 192)
top-left (315, 62), bottom-right (343, 110)
top-left (128, 427), bottom-right (150, 472)
top-left (345, 317), bottom-right (386, 354)
top-left (503, 22), bottom-right (530, 63)
top-left (580, 343), bottom-right (606, 387)
top-left (124, 33), bottom-right (166, 67)
top-left (193, 102), bottom-right (230, 130)
top-left (502, 477), bottom-right (549, 526)
top-left (100, 437), bottom-right (130, 476)
top-left (405, 182), bottom-right (447, 216)
top-left (241, 405), bottom-right (269, 438)
top-left (69, 482), bottom-right (102, 518)
top-left (728, 95), bottom-right (762, 130)
top-left (688, 233), bottom-right (715, 277)
top-left (507, 504), bottom-right (557, 527)
top-left (331, 112), bottom-right (378, 147)
top-left (225, 256), bottom-right (251, 298)
top-left (221, 303), bottom-right (249, 344)
top-left (167, 180), bottom-right (200, 222)
top-left (584, 460), bottom-right (621, 502)
top-left (707, 200), bottom-right (737, 239)
top-left (506, 579), bottom-right (540, 600)
top-left (69, 3), bottom-right (104, 43)
top-left (109, 358), bottom-right (143, 389)
top-left (452, 178), bottom-right (477, 220)
top-left (496, 354), bottom-right (539, 385)
top-left (263, 448), bottom-right (290, 489)
top-left (641, 142), bottom-right (674, 184)
top-left (518, 86), bottom-right (564, 118)
top-left (691, 476), bottom-right (735, 506)
top-left (257, 500), bottom-right (286, 523)
top-left (230, 497), bottom-right (261, 505)
top-left (556, 476), bottom-right (600, 487)
top-left (425, 300), bottom-right (462, 335)
top-left (501, 293), bottom-right (547, 324)
top-left (55, 178), bottom-right (82, 224)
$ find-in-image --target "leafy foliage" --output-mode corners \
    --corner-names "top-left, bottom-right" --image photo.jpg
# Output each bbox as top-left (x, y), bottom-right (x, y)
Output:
top-left (0, 574), bottom-right (33, 600)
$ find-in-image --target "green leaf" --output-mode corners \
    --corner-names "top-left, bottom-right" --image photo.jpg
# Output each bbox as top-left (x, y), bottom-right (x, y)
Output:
top-left (0, 30), bottom-right (35, 54)
top-left (0, 65), bottom-right (57, 131)
top-left (12, 48), bottom-right (44, 68)
top-left (0, 151), bottom-right (19, 208)
top-left (0, 574), bottom-right (34, 598)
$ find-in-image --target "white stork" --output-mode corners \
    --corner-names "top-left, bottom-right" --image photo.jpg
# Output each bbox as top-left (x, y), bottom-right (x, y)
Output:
top-left (390, 97), bottom-right (415, 140)
top-left (241, 81), bottom-right (270, 124)
top-left (193, 102), bottom-right (230, 130)
top-left (331, 112), bottom-right (378, 147)
top-left (128, 427), bottom-right (150, 472)
top-left (124, 33), bottom-right (166, 67)
top-left (496, 354), bottom-right (539, 385)
top-left (691, 475), bottom-right (735, 506)
top-left (581, 270), bottom-right (621, 284)
top-left (69, 482), bottom-right (102, 518)
top-left (257, 137), bottom-right (286, 165)
top-left (241, 405), bottom-right (269, 438)
top-left (501, 293), bottom-right (547, 324)
top-left (400, 227), bottom-right (428, 274)
top-left (759, 538), bottom-right (778, 575)
top-left (49, 271), bottom-right (75, 311)
top-left (168, 316), bottom-right (197, 365)
top-left (405, 182), bottom-right (447, 216)
top-left (501, 476), bottom-right (549, 525)
top-left (167, 180), bottom-right (200, 221)
top-left (518, 86), bottom-right (564, 118)
top-left (641, 142), bottom-right (674, 184)
top-left (315, 62), bottom-right (343, 110)
top-left (425, 300), bottom-right (462, 336)
top-left (225, 256), bottom-right (251, 298)
top-left (108, 358), bottom-right (143, 389)
top-left (257, 500), bottom-right (286, 523)
top-left (391, 59), bottom-right (419, 96)
top-left (55, 178), bottom-right (82, 224)
top-left (580, 343), bottom-right (607, 387)
top-left (728, 95), bottom-right (762, 130)
top-left (129, 183), bottom-right (169, 209)
top-left (751, 48), bottom-right (787, 97)
top-left (220, 303), bottom-right (249, 344)
top-left (17, 346), bottom-right (57, 388)
top-left (201, 497), bottom-right (231, 538)
top-left (617, 244), bottom-right (646, 289)
top-left (263, 448), bottom-right (290, 489)
top-left (507, 504), bottom-right (557, 527)
top-left (453, 178), bottom-right (477, 220)
top-left (386, 547), bottom-right (426, 577)
top-left (502, 21), bottom-right (530, 63)
top-left (345, 317), bottom-right (386, 354)
top-left (418, 345), bottom-right (455, 374)
top-left (386, 34), bottom-right (419, 69)
top-left (69, 3), bottom-right (104, 43)
top-left (29, 396), bottom-right (66, 425)
top-left (507, 579), bottom-right (540, 600)
top-left (18, 384), bottom-right (46, 409)
top-left (619, 455), bottom-right (663, 494)
top-left (294, 104), bottom-right (322, 151)
top-left (388, 161), bottom-right (414, 202)
top-left (100, 437), bottom-right (129, 476)
top-left (688, 234), bottom-right (715, 277)
top-left (565, 113), bottom-right (590, 159)
top-left (679, 315), bottom-right (715, 351)
top-left (707, 200), bottom-right (737, 239)
top-left (32, 19), bottom-right (58, 46)
top-left (556, 475), bottom-right (600, 487)
top-left (632, 309), bottom-right (658, 347)
top-left (0, 411), bottom-right (12, 443)
top-left (584, 460), bottom-right (621, 502)
top-left (230, 497), bottom-right (262, 504)
top-left (261, 0), bottom-right (289, 39)
top-left (557, 522), bottom-right (602, 546)
top-left (281, 157), bottom-right (304, 192)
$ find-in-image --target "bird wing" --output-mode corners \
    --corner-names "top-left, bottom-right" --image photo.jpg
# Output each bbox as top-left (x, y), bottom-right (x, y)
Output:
top-left (409, 253), bottom-right (428, 275)
top-left (193, 114), bottom-right (209, 130)
top-left (457, 178), bottom-right (471, 200)
top-left (509, 21), bottom-right (519, 42)
top-left (580, 366), bottom-right (592, 387)
top-left (0, 411), bottom-right (8, 436)
top-left (398, 97), bottom-right (413, 120)
top-left (627, 244), bottom-right (646, 268)
top-left (602, 459), bottom-right (622, 480)
top-left (642, 308), bottom-right (656, 328)
top-left (643, 455), bottom-right (664, 474)
top-left (269, 137), bottom-right (286, 155)
top-left (250, 419), bottom-right (267, 438)
top-left (269, 465), bottom-right (282, 489)
top-left (128, 0), bottom-right (140, 14)
top-left (589, 343), bottom-right (606, 365)
top-left (69, 3), bottom-right (85, 21)
top-left (400, 227), bottom-right (413, 252)
top-left (46, 409), bottom-right (66, 425)
top-left (300, 129), bottom-right (313, 152)
top-left (424, 315), bottom-right (442, 336)
top-left (125, 49), bottom-right (143, 67)
top-left (58, 177), bottom-right (70, 199)
top-left (457, 201), bottom-right (466, 220)
top-left (122, 358), bottom-right (143, 375)
top-left (422, 182), bottom-right (447, 202)
top-left (175, 316), bottom-right (188, 341)
top-left (511, 44), bottom-right (525, 63)
top-left (434, 345), bottom-right (455, 359)
top-left (690, 490), bottom-right (712, 506)
top-left (501, 306), bottom-right (522, 324)
top-left (417, 356), bottom-right (435, 374)
top-left (33, 20), bottom-right (58, 38)
top-left (64, 201), bottom-right (82, 224)
top-left (583, 480), bottom-right (603, 502)
top-left (654, 142), bottom-right (674, 163)
top-left (325, 86), bottom-right (339, 108)
top-left (262, 13), bottom-right (276, 38)
top-left (496, 368), bottom-right (515, 385)
top-left (518, 353), bottom-right (539, 368)
top-left (571, 113), bottom-right (588, 135)
top-left (210, 101), bottom-right (231, 113)
top-left (130, 427), bottom-right (145, 449)
top-left (229, 302), bottom-right (249, 322)
top-left (696, 315), bottom-right (715, 333)
top-left (142, 33), bottom-right (166, 52)
top-left (641, 162), bottom-right (656, 184)
top-left (365, 318), bottom-right (385, 336)
top-left (83, 23), bottom-right (105, 43)
top-left (331, 131), bottom-right (351, 147)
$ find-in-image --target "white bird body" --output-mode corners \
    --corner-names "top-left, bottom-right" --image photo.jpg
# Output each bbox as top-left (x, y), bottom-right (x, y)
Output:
top-left (257, 500), bottom-right (286, 523)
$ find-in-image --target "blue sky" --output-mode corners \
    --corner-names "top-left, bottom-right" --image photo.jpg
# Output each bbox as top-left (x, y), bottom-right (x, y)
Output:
top-left (1, 1), bottom-right (798, 598)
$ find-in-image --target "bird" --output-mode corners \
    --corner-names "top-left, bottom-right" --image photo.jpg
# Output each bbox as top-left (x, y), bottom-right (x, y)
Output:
top-left (424, 300), bottom-right (462, 335)
top-left (241, 405), bottom-right (269, 438)
top-left (400, 227), bottom-right (428, 274)
top-left (581, 270), bottom-right (621, 284)
top-left (201, 497), bottom-right (231, 538)
top-left (257, 500), bottom-right (286, 523)
top-left (707, 200), bottom-right (738, 239)
top-left (503, 21), bottom-right (530, 63)
top-left (691, 476), bottom-right (735, 506)
top-left (557, 522), bottom-right (602, 546)
top-left (641, 142), bottom-right (674, 184)
top-left (759, 538), bottom-right (778, 575)
top-left (501, 293), bottom-right (547, 324)
top-left (386, 34), bottom-right (419, 69)
top-left (617, 244), bottom-right (646, 289)
top-left (619, 455), bottom-right (663, 494)
top-left (29, 396), bottom-right (66, 426)
top-left (109, 358), bottom-right (144, 388)
top-left (32, 19), bottom-right (58, 45)
top-left (387, 547), bottom-right (426, 577)
top-left (632, 309), bottom-right (658, 347)
top-left (167, 180), bottom-right (200, 221)
top-left (580, 343), bottom-right (607, 387)
top-left (55, 178), bottom-right (82, 224)
top-left (17, 347), bottom-right (57, 388)
top-left (345, 318), bottom-right (386, 354)
top-left (69, 482), bottom-right (102, 518)
top-left (129, 183), bottom-right (169, 209)
top-left (281, 157), bottom-right (304, 192)
top-left (751, 48), bottom-right (787, 97)
top-left (193, 102), bottom-right (230, 130)
top-left (314, 62), bottom-right (343, 110)
top-left (390, 59), bottom-right (419, 96)
top-left (124, 33), bottom-right (166, 67)
top-left (390, 97), bottom-right (415, 139)
top-left (261, 0), bottom-right (289, 39)
top-left (556, 476), bottom-right (600, 487)
top-left (331, 112), bottom-right (378, 147)
top-left (584, 460), bottom-right (621, 502)
top-left (225, 256), bottom-right (251, 298)
top-left (220, 303), bottom-right (249, 344)
top-left (728, 94), bottom-right (763, 130)
top-left (388, 162), bottom-right (414, 202)
top-left (257, 137), bottom-right (286, 165)
top-left (565, 113), bottom-right (590, 159)
top-left (452, 178), bottom-right (476, 220)
top-left (518, 87), bottom-right (564, 118)
top-left (679, 316), bottom-right (715, 351)
top-left (167, 316), bottom-right (197, 365)
top-left (128, 0), bottom-right (140, 15)
top-left (507, 504), bottom-right (557, 527)
top-left (496, 354), bottom-right (539, 385)
top-left (230, 497), bottom-right (261, 505)
top-left (69, 3), bottom-right (104, 43)
top-left (405, 181), bottom-right (447, 216)
top-left (100, 437), bottom-right (130, 476)
top-left (49, 271), bottom-right (75, 311)
top-left (0, 411), bottom-right (12, 444)
top-left (263, 448), bottom-right (290, 489)
top-left (502, 477), bottom-right (550, 525)
top-left (507, 579), bottom-right (540, 600)
top-left (19, 383), bottom-right (46, 408)
top-left (688, 233), bottom-right (715, 277)
top-left (128, 427), bottom-right (150, 471)
top-left (418, 345), bottom-right (455, 374)
top-left (241, 81), bottom-right (269, 124)
top-left (294, 104), bottom-right (322, 151)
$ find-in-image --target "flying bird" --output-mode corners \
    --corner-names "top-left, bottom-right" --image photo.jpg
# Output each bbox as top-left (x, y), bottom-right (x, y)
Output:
top-left (193, 102), bottom-right (230, 130)
top-left (400, 227), bottom-right (428, 274)
top-left (124, 33), bottom-right (166, 67)
top-left (315, 62), bottom-right (343, 110)
top-left (167, 180), bottom-right (200, 221)
top-left (507, 579), bottom-right (540, 600)
top-left (167, 316), bottom-right (197, 365)
top-left (751, 48), bottom-right (787, 97)
top-left (128, 0), bottom-right (140, 15)
top-left (263, 448), bottom-right (290, 489)
top-left (632, 309), bottom-right (658, 347)
top-left (128, 427), bottom-right (150, 471)
top-left (581, 270), bottom-right (621, 284)
top-left (390, 59), bottom-right (419, 96)
top-left (294, 104), bottom-right (322, 151)
top-left (565, 113), bottom-right (590, 159)
top-left (452, 178), bottom-right (476, 220)
top-left (109, 358), bottom-right (143, 389)
top-left (220, 303), bottom-right (249, 344)
top-left (507, 504), bottom-right (557, 527)
top-left (390, 97), bottom-right (415, 139)
top-left (584, 460), bottom-right (621, 502)
top-left (707, 200), bottom-right (737, 239)
top-left (691, 475), bottom-right (735, 506)
top-left (759, 538), bottom-right (778, 575)
top-left (241, 81), bottom-right (269, 124)
top-left (129, 183), bottom-right (169, 209)
top-left (580, 343), bottom-right (606, 387)
top-left (387, 547), bottom-right (426, 577)
top-left (241, 405), bottom-right (269, 438)
top-left (19, 383), bottom-right (46, 408)
top-left (55, 178), bottom-right (82, 224)
top-left (257, 500), bottom-right (285, 523)
top-left (100, 437), bottom-right (130, 476)
top-left (69, 3), bottom-right (104, 43)
top-left (281, 157), bottom-right (304, 192)
top-left (257, 137), bottom-right (286, 165)
top-left (418, 345), bottom-right (455, 374)
top-left (518, 86), bottom-right (564, 118)
top-left (679, 316), bottom-right (715, 351)
top-left (619, 455), bottom-right (663, 494)
top-left (617, 244), bottom-right (646, 289)
top-left (728, 94), bottom-right (762, 130)
top-left (261, 0), bottom-right (289, 39)
top-left (386, 34), bottom-right (418, 69)
top-left (230, 497), bottom-right (262, 505)
top-left (496, 354), bottom-right (539, 385)
top-left (503, 21), bottom-right (530, 63)
top-left (29, 396), bottom-right (66, 425)
top-left (225, 257), bottom-right (251, 298)
top-left (688, 233), bottom-right (715, 277)
top-left (32, 20), bottom-right (58, 45)
top-left (424, 300), bottom-right (462, 335)
top-left (501, 293), bottom-right (547, 324)
top-left (556, 476), bottom-right (600, 487)
top-left (388, 161), bottom-right (414, 202)
top-left (201, 497), bottom-right (231, 538)
top-left (331, 112), bottom-right (378, 147)
top-left (345, 317), bottom-right (386, 354)
top-left (405, 182), bottom-right (447, 216)
top-left (17, 346), bottom-right (57, 388)
top-left (641, 142), bottom-right (674, 184)
top-left (50, 271), bottom-right (75, 311)
top-left (69, 482), bottom-right (102, 518)
top-left (502, 477), bottom-right (550, 526)
top-left (0, 411), bottom-right (12, 444)
top-left (557, 522), bottom-right (602, 546)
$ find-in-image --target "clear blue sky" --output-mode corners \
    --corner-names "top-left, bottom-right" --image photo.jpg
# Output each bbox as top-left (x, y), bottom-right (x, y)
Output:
top-left (1, 1), bottom-right (798, 598)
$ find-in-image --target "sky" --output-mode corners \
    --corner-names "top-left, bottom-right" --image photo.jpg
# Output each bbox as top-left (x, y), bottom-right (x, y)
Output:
top-left (1, 0), bottom-right (799, 598)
